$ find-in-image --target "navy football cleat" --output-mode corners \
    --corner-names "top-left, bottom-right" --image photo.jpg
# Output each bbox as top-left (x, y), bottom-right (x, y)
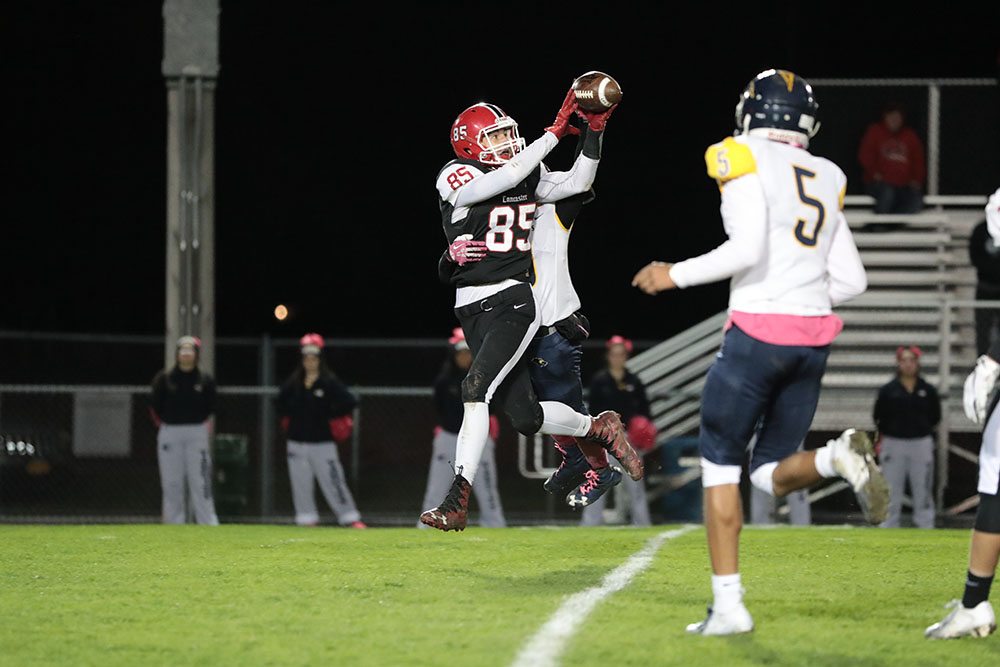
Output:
top-left (543, 441), bottom-right (590, 497)
top-left (566, 465), bottom-right (623, 508)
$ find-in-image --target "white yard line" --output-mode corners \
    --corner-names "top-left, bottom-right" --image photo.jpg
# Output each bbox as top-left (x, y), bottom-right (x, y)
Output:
top-left (509, 525), bottom-right (697, 667)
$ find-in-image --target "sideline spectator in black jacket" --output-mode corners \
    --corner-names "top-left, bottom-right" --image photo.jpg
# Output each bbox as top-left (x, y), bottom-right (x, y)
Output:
top-left (873, 345), bottom-right (941, 529)
top-left (581, 335), bottom-right (655, 526)
top-left (275, 333), bottom-right (366, 528)
top-left (149, 335), bottom-right (219, 525)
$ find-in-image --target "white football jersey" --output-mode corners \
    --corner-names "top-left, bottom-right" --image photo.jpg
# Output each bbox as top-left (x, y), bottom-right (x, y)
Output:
top-left (530, 202), bottom-right (581, 326)
top-left (669, 134), bottom-right (866, 315)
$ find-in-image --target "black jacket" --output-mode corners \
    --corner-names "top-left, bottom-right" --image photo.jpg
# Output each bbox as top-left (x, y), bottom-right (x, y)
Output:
top-left (276, 374), bottom-right (358, 443)
top-left (433, 366), bottom-right (466, 434)
top-left (587, 369), bottom-right (651, 422)
top-left (873, 376), bottom-right (941, 439)
top-left (150, 367), bottom-right (216, 425)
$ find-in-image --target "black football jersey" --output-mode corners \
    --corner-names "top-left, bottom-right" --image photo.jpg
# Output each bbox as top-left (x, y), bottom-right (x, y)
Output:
top-left (437, 158), bottom-right (541, 288)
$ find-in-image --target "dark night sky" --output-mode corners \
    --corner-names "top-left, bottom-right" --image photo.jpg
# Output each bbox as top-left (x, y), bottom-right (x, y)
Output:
top-left (3, 2), bottom-right (999, 344)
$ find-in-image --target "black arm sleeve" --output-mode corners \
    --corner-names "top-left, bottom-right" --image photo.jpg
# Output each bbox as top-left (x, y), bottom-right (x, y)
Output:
top-left (581, 127), bottom-right (603, 160)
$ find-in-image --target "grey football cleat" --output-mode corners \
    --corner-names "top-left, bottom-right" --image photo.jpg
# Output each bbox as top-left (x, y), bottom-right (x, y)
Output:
top-left (925, 600), bottom-right (997, 639)
top-left (829, 428), bottom-right (889, 524)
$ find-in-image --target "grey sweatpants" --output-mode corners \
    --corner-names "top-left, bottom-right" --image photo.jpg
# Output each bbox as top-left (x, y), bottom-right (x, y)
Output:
top-left (580, 454), bottom-right (651, 527)
top-left (418, 430), bottom-right (506, 528)
top-left (287, 440), bottom-right (362, 526)
top-left (157, 423), bottom-right (219, 525)
top-left (879, 434), bottom-right (935, 529)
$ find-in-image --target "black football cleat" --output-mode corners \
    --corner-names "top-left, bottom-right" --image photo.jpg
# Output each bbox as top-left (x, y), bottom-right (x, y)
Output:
top-left (420, 474), bottom-right (472, 532)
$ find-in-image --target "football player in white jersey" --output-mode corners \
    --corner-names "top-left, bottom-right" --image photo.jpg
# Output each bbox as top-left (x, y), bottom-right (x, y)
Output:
top-left (526, 108), bottom-right (642, 509)
top-left (924, 187), bottom-right (1000, 640)
top-left (633, 69), bottom-right (887, 635)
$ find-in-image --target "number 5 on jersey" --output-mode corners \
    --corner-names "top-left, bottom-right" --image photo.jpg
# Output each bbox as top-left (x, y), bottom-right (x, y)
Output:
top-left (793, 166), bottom-right (825, 247)
top-left (486, 204), bottom-right (535, 253)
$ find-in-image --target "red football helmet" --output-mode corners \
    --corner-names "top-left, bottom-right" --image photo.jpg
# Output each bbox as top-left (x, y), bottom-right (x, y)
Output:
top-left (450, 103), bottom-right (525, 166)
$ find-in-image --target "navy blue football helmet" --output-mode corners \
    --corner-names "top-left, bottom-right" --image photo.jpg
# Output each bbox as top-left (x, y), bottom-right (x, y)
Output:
top-left (735, 69), bottom-right (820, 147)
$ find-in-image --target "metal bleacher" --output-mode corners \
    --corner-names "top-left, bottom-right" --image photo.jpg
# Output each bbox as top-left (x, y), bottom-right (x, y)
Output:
top-left (628, 196), bottom-right (990, 510)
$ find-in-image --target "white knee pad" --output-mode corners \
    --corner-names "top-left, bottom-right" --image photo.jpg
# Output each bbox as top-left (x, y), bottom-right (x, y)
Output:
top-left (701, 458), bottom-right (742, 488)
top-left (749, 462), bottom-right (779, 496)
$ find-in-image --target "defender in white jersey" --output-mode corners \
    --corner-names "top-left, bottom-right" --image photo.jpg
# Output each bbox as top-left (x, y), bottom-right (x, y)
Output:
top-left (633, 69), bottom-right (888, 636)
top-left (923, 187), bottom-right (1000, 640)
top-left (526, 109), bottom-right (642, 508)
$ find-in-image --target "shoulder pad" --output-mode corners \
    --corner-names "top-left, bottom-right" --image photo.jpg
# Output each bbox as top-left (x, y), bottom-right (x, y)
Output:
top-left (436, 160), bottom-right (485, 199)
top-left (704, 136), bottom-right (757, 183)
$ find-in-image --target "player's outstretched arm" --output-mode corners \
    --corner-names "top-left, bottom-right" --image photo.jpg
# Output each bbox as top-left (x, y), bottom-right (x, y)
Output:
top-left (535, 110), bottom-right (613, 204)
top-left (443, 88), bottom-right (579, 209)
top-left (665, 175), bottom-right (768, 289)
top-left (632, 261), bottom-right (676, 295)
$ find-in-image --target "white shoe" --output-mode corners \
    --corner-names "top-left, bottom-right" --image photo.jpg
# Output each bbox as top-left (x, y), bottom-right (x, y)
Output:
top-left (925, 600), bottom-right (997, 639)
top-left (685, 602), bottom-right (754, 636)
top-left (828, 428), bottom-right (889, 524)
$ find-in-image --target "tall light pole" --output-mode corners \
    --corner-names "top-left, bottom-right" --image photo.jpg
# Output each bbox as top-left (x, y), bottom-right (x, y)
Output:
top-left (162, 0), bottom-right (218, 373)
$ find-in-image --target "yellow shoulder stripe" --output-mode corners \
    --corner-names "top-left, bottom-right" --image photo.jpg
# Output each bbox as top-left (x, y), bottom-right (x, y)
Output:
top-left (705, 137), bottom-right (757, 184)
top-left (839, 184), bottom-right (846, 211)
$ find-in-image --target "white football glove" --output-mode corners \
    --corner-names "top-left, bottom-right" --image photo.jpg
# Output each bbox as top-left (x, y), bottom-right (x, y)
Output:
top-left (963, 354), bottom-right (1000, 425)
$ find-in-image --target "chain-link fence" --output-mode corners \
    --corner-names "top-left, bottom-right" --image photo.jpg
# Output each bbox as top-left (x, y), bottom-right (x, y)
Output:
top-left (0, 333), bottom-right (688, 526)
top-left (0, 382), bottom-right (703, 526)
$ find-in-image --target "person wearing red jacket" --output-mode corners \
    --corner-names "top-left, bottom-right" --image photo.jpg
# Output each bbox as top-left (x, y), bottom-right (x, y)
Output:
top-left (857, 103), bottom-right (926, 215)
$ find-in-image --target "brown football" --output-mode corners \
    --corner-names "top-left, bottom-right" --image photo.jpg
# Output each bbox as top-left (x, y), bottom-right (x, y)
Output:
top-left (572, 71), bottom-right (623, 113)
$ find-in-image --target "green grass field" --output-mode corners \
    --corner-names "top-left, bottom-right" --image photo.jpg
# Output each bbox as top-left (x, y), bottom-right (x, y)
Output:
top-left (1, 524), bottom-right (997, 666)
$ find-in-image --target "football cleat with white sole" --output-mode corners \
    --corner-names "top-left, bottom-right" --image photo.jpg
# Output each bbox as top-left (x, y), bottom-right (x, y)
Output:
top-left (566, 465), bottom-right (622, 508)
top-left (829, 428), bottom-right (889, 524)
top-left (685, 603), bottom-right (755, 636)
top-left (925, 600), bottom-right (997, 639)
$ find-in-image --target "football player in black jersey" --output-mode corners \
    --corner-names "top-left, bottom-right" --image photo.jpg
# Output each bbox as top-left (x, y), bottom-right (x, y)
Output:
top-left (421, 89), bottom-right (642, 531)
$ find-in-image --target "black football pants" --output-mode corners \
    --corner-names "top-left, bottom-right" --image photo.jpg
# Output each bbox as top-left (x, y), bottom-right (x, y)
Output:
top-left (454, 282), bottom-right (544, 435)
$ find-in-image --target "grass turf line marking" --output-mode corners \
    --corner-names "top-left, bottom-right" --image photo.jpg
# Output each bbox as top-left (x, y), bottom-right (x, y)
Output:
top-left (510, 525), bottom-right (697, 667)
